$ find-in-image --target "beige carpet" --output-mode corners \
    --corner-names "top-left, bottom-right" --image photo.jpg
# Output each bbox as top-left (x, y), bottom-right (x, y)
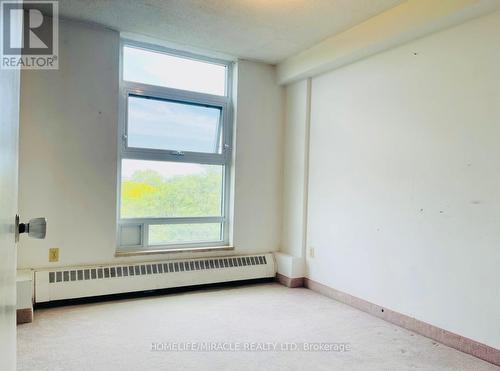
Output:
top-left (17, 283), bottom-right (498, 371)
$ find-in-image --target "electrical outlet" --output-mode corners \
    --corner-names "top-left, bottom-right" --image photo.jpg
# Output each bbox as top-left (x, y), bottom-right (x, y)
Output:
top-left (49, 248), bottom-right (59, 262)
top-left (309, 246), bottom-right (315, 258)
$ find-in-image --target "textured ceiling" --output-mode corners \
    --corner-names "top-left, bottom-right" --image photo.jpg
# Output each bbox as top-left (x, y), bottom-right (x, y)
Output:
top-left (58, 0), bottom-right (406, 64)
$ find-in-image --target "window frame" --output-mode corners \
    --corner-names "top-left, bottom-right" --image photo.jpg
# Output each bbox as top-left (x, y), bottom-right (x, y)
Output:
top-left (117, 39), bottom-right (234, 253)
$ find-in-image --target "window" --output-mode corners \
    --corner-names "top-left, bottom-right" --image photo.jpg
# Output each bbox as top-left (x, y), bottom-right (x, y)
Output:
top-left (118, 42), bottom-right (233, 252)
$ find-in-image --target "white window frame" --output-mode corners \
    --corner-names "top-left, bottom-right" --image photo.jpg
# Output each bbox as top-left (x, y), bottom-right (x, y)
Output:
top-left (117, 39), bottom-right (234, 253)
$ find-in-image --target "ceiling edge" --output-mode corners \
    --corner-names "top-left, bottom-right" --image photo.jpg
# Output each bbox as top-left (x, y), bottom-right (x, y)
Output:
top-left (277, 0), bottom-right (500, 85)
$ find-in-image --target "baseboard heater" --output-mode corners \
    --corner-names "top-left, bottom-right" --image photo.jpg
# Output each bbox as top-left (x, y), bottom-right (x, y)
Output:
top-left (34, 254), bottom-right (275, 303)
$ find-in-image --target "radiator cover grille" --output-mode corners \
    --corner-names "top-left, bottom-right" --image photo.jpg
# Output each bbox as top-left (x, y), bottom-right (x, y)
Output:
top-left (35, 254), bottom-right (275, 303)
top-left (48, 255), bottom-right (268, 284)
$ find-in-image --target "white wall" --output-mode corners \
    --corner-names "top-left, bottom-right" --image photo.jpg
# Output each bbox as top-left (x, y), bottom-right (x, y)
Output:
top-left (18, 19), bottom-right (284, 269)
top-left (281, 80), bottom-right (309, 258)
top-left (231, 60), bottom-right (284, 254)
top-left (304, 11), bottom-right (500, 348)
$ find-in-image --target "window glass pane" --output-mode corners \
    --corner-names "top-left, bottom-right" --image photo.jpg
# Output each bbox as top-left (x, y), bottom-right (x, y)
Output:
top-left (121, 160), bottom-right (223, 218)
top-left (127, 95), bottom-right (222, 154)
top-left (119, 225), bottom-right (142, 247)
top-left (123, 46), bottom-right (226, 96)
top-left (149, 223), bottom-right (222, 246)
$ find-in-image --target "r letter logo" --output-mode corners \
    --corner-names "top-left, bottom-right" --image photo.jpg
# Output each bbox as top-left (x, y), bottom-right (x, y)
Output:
top-left (1, 0), bottom-right (58, 69)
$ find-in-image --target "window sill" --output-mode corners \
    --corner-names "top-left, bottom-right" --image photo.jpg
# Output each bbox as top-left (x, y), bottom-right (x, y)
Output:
top-left (115, 245), bottom-right (234, 257)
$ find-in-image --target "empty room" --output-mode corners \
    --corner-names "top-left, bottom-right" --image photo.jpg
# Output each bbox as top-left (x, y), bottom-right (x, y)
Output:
top-left (1, 0), bottom-right (499, 370)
